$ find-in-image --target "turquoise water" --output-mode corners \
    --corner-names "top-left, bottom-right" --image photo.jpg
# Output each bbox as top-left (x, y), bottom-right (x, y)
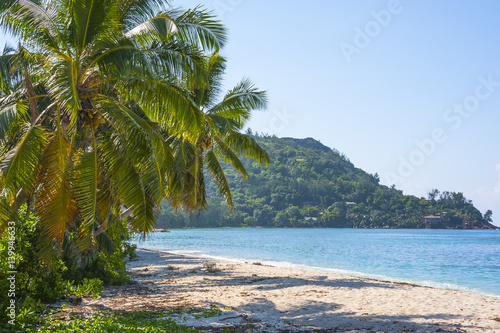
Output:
top-left (133, 228), bottom-right (500, 296)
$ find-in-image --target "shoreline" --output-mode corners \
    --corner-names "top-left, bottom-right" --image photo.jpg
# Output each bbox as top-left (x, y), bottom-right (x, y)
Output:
top-left (141, 247), bottom-right (443, 290)
top-left (80, 248), bottom-right (500, 332)
top-left (137, 246), bottom-right (500, 299)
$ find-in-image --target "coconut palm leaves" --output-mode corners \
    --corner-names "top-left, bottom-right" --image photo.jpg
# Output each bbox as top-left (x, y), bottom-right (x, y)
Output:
top-left (169, 54), bottom-right (270, 211)
top-left (0, 0), bottom-right (269, 264)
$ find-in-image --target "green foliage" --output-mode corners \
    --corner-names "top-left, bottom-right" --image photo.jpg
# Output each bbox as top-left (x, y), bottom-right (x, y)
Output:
top-left (1, 0), bottom-right (270, 329)
top-left (27, 307), bottom-right (224, 333)
top-left (0, 0), bottom-right (232, 264)
top-left (64, 238), bottom-right (135, 286)
top-left (157, 136), bottom-right (494, 230)
top-left (0, 206), bottom-right (126, 330)
top-left (5, 296), bottom-right (44, 331)
top-left (1, 0), bottom-right (270, 330)
top-left (0, 0), bottom-right (269, 271)
top-left (70, 279), bottom-right (104, 299)
top-left (32, 311), bottom-right (198, 333)
top-left (0, 207), bottom-right (70, 305)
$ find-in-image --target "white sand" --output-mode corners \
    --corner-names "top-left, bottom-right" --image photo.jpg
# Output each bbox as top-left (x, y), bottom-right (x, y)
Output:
top-left (83, 249), bottom-right (500, 332)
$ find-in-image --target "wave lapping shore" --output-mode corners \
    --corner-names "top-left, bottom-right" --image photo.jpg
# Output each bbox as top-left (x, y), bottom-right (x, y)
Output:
top-left (83, 249), bottom-right (500, 332)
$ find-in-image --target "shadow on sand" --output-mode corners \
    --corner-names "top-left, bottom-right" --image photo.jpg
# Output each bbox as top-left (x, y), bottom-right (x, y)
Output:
top-left (91, 250), bottom-right (490, 332)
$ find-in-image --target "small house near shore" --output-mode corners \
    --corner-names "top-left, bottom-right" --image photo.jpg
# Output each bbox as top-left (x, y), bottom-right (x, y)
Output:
top-left (423, 215), bottom-right (441, 227)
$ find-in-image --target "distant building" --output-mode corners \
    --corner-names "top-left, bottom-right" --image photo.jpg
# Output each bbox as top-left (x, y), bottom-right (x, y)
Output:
top-left (304, 217), bottom-right (318, 226)
top-left (423, 215), bottom-right (441, 226)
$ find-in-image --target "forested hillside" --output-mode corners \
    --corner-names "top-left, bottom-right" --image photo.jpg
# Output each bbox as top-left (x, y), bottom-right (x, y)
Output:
top-left (157, 135), bottom-right (496, 229)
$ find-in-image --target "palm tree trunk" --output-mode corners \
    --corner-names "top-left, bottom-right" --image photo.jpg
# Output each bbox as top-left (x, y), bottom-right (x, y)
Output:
top-left (93, 208), bottom-right (134, 236)
top-left (24, 69), bottom-right (39, 124)
top-left (15, 189), bottom-right (29, 211)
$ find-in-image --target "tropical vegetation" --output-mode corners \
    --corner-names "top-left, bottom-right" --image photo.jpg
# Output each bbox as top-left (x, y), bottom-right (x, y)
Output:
top-left (0, 0), bottom-right (268, 328)
top-left (157, 135), bottom-right (496, 230)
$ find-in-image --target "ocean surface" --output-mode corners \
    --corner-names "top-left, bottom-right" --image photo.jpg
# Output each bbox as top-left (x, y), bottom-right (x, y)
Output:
top-left (133, 228), bottom-right (500, 296)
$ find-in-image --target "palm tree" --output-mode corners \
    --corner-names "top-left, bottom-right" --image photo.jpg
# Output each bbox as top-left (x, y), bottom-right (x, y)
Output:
top-left (0, 0), bottom-right (229, 261)
top-left (168, 53), bottom-right (270, 212)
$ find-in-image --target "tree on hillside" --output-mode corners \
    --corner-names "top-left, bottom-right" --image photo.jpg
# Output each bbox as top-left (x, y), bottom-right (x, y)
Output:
top-left (484, 210), bottom-right (493, 223)
top-left (157, 136), bottom-right (491, 229)
top-left (427, 189), bottom-right (440, 201)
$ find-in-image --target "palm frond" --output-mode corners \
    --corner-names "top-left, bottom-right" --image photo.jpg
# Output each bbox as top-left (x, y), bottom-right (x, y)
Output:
top-left (142, 138), bottom-right (172, 204)
top-left (0, 197), bottom-right (14, 234)
top-left (173, 6), bottom-right (227, 52)
top-left (117, 0), bottom-right (168, 31)
top-left (1, 0), bottom-right (59, 50)
top-left (166, 137), bottom-right (206, 210)
top-left (0, 0), bottom-right (270, 266)
top-left (0, 123), bottom-right (47, 201)
top-left (83, 35), bottom-right (138, 76)
top-left (0, 100), bottom-right (28, 141)
top-left (127, 182), bottom-right (157, 235)
top-left (226, 130), bottom-right (270, 166)
top-left (70, 0), bottom-right (110, 52)
top-left (0, 48), bottom-right (21, 94)
top-left (125, 11), bottom-right (178, 39)
top-left (73, 130), bottom-right (99, 252)
top-left (205, 149), bottom-right (232, 208)
top-left (195, 52), bottom-right (225, 108)
top-left (212, 138), bottom-right (248, 179)
top-left (95, 146), bottom-right (115, 225)
top-left (98, 130), bottom-right (157, 234)
top-left (117, 76), bottom-right (204, 139)
top-left (45, 55), bottom-right (81, 121)
top-left (95, 228), bottom-right (115, 255)
top-left (36, 128), bottom-right (77, 263)
top-left (98, 96), bottom-right (165, 154)
top-left (208, 78), bottom-right (268, 127)
top-left (0, 0), bottom-right (16, 12)
top-left (205, 113), bottom-right (238, 136)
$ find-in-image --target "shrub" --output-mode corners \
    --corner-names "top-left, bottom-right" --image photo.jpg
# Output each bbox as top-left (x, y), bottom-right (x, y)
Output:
top-left (0, 206), bottom-right (72, 327)
top-left (0, 206), bottom-right (134, 330)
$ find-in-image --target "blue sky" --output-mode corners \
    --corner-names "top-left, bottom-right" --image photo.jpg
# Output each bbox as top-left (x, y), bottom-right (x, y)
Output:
top-left (2, 0), bottom-right (500, 225)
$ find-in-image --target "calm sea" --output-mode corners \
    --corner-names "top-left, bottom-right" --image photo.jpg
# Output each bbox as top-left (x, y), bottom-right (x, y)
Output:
top-left (133, 228), bottom-right (500, 296)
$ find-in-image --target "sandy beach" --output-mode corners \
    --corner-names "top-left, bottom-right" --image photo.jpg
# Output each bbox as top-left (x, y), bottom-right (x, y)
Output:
top-left (80, 249), bottom-right (500, 332)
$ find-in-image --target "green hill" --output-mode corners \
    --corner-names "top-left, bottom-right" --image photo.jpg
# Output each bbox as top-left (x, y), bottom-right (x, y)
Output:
top-left (157, 135), bottom-right (497, 229)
